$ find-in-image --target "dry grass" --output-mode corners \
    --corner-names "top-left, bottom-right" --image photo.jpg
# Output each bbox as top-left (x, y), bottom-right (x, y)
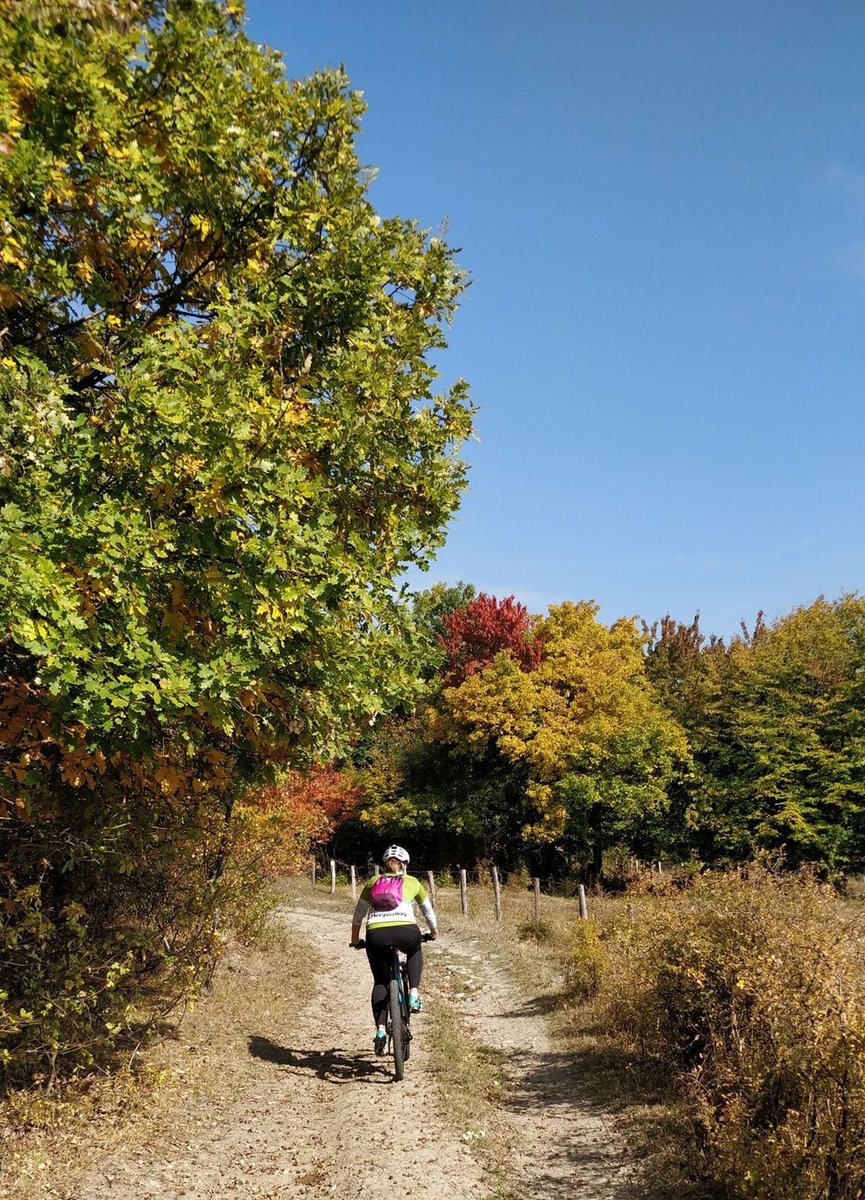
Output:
top-left (423, 987), bottom-right (518, 1200)
top-left (0, 920), bottom-right (316, 1200)
top-left (412, 869), bottom-right (865, 1200)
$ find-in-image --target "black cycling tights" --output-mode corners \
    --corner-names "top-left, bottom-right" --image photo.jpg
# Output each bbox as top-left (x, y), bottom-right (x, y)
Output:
top-left (365, 924), bottom-right (423, 1025)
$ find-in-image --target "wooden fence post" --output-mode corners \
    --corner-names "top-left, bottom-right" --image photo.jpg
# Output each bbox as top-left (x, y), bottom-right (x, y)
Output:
top-left (533, 877), bottom-right (541, 935)
top-left (426, 870), bottom-right (437, 907)
top-left (460, 868), bottom-right (468, 916)
top-left (350, 865), bottom-right (357, 900)
top-left (311, 859), bottom-right (316, 887)
top-left (578, 883), bottom-right (588, 920)
top-left (330, 859), bottom-right (337, 895)
top-left (491, 865), bottom-right (503, 922)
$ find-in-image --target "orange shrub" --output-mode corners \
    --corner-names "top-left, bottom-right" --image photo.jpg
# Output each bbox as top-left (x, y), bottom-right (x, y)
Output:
top-left (603, 866), bottom-right (865, 1199)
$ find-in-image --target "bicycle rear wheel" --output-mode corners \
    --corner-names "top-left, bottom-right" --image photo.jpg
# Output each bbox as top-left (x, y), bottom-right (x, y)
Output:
top-left (389, 978), bottom-right (405, 1081)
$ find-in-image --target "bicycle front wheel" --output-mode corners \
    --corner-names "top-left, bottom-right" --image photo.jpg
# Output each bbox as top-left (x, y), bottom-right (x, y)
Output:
top-left (389, 977), bottom-right (405, 1081)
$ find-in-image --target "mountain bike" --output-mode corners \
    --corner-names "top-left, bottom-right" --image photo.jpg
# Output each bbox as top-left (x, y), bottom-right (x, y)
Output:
top-left (353, 933), bottom-right (433, 1081)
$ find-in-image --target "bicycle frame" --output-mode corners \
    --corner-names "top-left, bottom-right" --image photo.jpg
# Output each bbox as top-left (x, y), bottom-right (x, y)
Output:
top-left (353, 932), bottom-right (431, 1082)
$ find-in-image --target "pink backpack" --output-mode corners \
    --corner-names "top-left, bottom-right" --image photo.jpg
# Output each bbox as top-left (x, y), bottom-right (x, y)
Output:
top-left (370, 874), bottom-right (404, 911)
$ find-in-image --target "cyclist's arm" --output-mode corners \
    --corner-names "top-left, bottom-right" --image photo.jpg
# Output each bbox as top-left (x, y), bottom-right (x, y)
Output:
top-left (418, 896), bottom-right (438, 938)
top-left (350, 895), bottom-right (370, 944)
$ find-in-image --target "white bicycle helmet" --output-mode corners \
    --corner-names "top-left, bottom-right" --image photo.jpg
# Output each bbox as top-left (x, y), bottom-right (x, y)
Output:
top-left (382, 844), bottom-right (410, 869)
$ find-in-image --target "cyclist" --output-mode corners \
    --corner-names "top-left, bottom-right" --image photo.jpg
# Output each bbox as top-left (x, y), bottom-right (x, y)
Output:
top-left (350, 844), bottom-right (438, 1055)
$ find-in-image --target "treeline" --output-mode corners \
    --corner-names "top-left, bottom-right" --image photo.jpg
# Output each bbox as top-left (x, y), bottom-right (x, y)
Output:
top-left (335, 586), bottom-right (865, 882)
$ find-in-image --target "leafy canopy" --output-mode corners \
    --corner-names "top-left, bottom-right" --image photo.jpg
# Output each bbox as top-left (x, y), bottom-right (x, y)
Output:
top-left (0, 0), bottom-right (474, 796)
top-left (0, 0), bottom-right (472, 1082)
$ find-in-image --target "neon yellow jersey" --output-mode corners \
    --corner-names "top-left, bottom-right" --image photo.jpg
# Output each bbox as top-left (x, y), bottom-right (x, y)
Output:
top-left (354, 872), bottom-right (436, 930)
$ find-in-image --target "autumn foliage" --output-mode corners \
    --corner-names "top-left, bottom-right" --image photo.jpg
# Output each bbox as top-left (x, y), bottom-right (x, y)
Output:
top-left (236, 767), bottom-right (359, 879)
top-left (352, 599), bottom-right (686, 874)
top-left (439, 592), bottom-right (542, 686)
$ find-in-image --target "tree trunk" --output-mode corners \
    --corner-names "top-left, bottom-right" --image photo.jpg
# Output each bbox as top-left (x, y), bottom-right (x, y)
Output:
top-left (588, 840), bottom-right (603, 888)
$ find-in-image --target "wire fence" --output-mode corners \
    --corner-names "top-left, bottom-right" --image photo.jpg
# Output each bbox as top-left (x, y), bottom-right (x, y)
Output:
top-left (305, 853), bottom-right (668, 926)
top-left (310, 853), bottom-right (667, 892)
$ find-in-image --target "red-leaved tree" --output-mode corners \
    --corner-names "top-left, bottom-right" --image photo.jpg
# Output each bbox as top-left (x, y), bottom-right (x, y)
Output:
top-left (236, 766), bottom-right (360, 878)
top-left (439, 593), bottom-right (542, 687)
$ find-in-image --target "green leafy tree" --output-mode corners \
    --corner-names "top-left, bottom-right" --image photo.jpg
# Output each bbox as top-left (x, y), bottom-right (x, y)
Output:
top-left (409, 580), bottom-right (477, 679)
top-left (646, 598), bottom-right (865, 871)
top-left (0, 0), bottom-right (471, 1082)
top-left (348, 705), bottom-right (532, 870)
top-left (643, 612), bottom-right (730, 861)
top-left (710, 600), bottom-right (865, 869)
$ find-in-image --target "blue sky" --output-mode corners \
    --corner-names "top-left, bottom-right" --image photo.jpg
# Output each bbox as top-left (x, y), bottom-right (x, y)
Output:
top-left (246, 1), bottom-right (865, 638)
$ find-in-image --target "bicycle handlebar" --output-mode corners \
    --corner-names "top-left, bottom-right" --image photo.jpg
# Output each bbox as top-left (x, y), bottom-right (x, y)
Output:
top-left (350, 932), bottom-right (437, 949)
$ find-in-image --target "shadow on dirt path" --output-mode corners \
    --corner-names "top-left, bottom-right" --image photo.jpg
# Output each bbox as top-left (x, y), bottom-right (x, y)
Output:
top-left (247, 1035), bottom-right (386, 1084)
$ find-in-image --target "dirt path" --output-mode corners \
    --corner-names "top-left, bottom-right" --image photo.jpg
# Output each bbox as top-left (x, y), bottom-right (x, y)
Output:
top-left (435, 934), bottom-right (635, 1199)
top-left (68, 903), bottom-right (636, 1200)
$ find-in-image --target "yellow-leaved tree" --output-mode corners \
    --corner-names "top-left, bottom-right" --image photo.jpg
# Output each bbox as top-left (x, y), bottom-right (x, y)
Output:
top-left (439, 602), bottom-right (690, 879)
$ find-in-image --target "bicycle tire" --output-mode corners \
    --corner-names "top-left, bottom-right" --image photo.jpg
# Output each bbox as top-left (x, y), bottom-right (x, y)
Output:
top-left (389, 977), bottom-right (405, 1081)
top-left (401, 967), bottom-right (412, 1062)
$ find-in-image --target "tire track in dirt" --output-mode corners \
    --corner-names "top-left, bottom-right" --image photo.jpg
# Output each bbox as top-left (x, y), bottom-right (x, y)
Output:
top-left (431, 937), bottom-right (636, 1199)
top-left (72, 907), bottom-right (488, 1200)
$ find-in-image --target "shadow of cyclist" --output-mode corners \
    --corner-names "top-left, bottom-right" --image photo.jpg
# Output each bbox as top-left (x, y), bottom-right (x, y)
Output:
top-left (248, 1035), bottom-right (388, 1084)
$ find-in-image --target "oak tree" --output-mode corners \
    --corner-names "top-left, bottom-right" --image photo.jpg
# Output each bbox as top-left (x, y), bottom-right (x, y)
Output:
top-left (0, 0), bottom-right (471, 1080)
